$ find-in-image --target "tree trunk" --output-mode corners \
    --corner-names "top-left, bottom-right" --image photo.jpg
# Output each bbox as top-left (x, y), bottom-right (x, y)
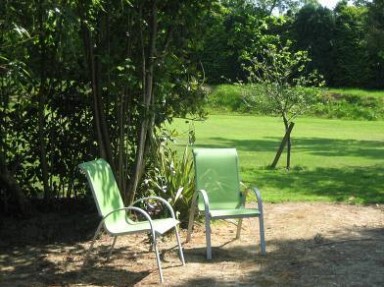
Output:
top-left (127, 0), bottom-right (158, 204)
top-left (79, 7), bottom-right (114, 168)
top-left (270, 120), bottom-right (294, 169)
top-left (37, 1), bottom-right (50, 200)
top-left (286, 131), bottom-right (292, 169)
top-left (283, 116), bottom-right (292, 169)
top-left (117, 91), bottom-right (125, 193)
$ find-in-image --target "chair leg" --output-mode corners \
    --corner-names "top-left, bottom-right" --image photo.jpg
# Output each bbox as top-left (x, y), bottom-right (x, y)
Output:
top-left (259, 215), bottom-right (266, 255)
top-left (152, 233), bottom-right (164, 283)
top-left (254, 187), bottom-right (266, 255)
top-left (174, 226), bottom-right (185, 265)
top-left (148, 232), bottom-right (155, 252)
top-left (107, 236), bottom-right (117, 261)
top-left (236, 218), bottom-right (243, 239)
top-left (84, 222), bottom-right (103, 266)
top-left (205, 216), bottom-right (212, 260)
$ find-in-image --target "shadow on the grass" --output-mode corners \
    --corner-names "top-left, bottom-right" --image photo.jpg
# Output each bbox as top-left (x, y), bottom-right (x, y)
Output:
top-left (200, 137), bottom-right (384, 204)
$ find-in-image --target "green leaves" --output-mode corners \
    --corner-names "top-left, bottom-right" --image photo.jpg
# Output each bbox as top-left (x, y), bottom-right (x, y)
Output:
top-left (242, 38), bottom-right (324, 168)
top-left (144, 127), bottom-right (195, 223)
top-left (244, 39), bottom-right (323, 122)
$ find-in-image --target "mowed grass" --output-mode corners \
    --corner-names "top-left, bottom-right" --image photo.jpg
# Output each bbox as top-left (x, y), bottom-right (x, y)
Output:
top-left (167, 115), bottom-right (384, 204)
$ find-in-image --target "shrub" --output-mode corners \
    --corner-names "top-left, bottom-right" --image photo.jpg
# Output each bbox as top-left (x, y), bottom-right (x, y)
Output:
top-left (206, 84), bottom-right (384, 120)
top-left (144, 127), bottom-right (195, 226)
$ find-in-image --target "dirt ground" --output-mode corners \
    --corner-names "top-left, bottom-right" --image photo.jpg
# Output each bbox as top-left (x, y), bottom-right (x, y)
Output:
top-left (1, 202), bottom-right (383, 287)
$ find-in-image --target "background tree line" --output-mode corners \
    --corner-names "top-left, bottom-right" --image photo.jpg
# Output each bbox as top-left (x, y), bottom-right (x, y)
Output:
top-left (201, 0), bottom-right (384, 89)
top-left (0, 0), bottom-right (383, 215)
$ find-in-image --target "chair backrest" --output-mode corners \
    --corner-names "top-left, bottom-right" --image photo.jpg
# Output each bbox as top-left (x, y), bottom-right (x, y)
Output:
top-left (79, 159), bottom-right (126, 225)
top-left (193, 148), bottom-right (241, 210)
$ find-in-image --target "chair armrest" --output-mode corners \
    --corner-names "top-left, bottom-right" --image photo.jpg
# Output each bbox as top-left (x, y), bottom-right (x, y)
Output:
top-left (186, 189), bottom-right (209, 242)
top-left (99, 206), bottom-right (159, 238)
top-left (102, 206), bottom-right (154, 225)
top-left (197, 189), bottom-right (213, 232)
top-left (240, 183), bottom-right (264, 211)
top-left (198, 189), bottom-right (210, 214)
top-left (249, 187), bottom-right (264, 215)
top-left (132, 196), bottom-right (177, 219)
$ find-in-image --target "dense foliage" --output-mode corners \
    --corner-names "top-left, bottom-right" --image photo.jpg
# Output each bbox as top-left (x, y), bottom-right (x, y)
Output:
top-left (201, 0), bottom-right (384, 89)
top-left (1, 0), bottom-right (383, 215)
top-left (0, 0), bottom-right (209, 214)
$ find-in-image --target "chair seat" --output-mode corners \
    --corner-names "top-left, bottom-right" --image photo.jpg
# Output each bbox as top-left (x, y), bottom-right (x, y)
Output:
top-left (210, 208), bottom-right (261, 219)
top-left (106, 218), bottom-right (179, 235)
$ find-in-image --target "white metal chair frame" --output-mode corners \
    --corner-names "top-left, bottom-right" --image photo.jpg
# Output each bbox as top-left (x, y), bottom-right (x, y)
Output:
top-left (80, 159), bottom-right (185, 283)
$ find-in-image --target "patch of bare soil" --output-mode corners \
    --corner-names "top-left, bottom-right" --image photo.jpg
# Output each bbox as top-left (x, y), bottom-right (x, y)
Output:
top-left (1, 202), bottom-right (383, 287)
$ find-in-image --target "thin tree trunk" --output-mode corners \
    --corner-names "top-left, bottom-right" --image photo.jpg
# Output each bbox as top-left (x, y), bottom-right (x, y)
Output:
top-left (127, 0), bottom-right (158, 204)
top-left (270, 121), bottom-right (294, 168)
top-left (286, 132), bottom-right (292, 169)
top-left (283, 116), bottom-right (291, 169)
top-left (96, 12), bottom-right (114, 167)
top-left (117, 89), bottom-right (127, 194)
top-left (79, 8), bottom-right (114, 168)
top-left (38, 84), bottom-right (50, 199)
top-left (37, 1), bottom-right (50, 200)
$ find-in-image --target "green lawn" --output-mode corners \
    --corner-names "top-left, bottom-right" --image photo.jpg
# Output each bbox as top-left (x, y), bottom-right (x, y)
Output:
top-left (167, 115), bottom-right (384, 204)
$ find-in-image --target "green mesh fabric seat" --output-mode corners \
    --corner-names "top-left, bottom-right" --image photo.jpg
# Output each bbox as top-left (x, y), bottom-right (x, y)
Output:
top-left (79, 159), bottom-right (185, 283)
top-left (186, 148), bottom-right (266, 259)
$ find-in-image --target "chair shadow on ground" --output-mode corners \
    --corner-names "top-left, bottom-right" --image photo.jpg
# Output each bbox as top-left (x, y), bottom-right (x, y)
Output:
top-left (0, 240), bottom-right (150, 287)
top-left (44, 266), bottom-right (149, 287)
top-left (1, 212), bottom-right (383, 287)
top-left (170, 226), bottom-right (384, 287)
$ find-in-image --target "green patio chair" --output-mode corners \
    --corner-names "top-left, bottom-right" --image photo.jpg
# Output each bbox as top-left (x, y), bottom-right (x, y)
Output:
top-left (186, 148), bottom-right (266, 259)
top-left (79, 158), bottom-right (185, 283)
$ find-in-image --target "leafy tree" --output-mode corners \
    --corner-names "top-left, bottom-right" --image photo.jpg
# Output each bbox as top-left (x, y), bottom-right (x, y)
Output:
top-left (365, 0), bottom-right (384, 88)
top-left (1, 0), bottom-right (95, 211)
top-left (243, 40), bottom-right (323, 168)
top-left (255, 0), bottom-right (303, 14)
top-left (1, 0), bottom-right (212, 214)
top-left (333, 1), bottom-right (370, 87)
top-left (199, 0), bottom-right (270, 83)
top-left (76, 0), bottom-right (210, 204)
top-left (292, 4), bottom-right (336, 85)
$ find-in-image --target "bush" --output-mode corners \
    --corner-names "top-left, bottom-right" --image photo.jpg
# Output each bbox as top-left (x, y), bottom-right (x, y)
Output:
top-left (144, 128), bottom-right (195, 226)
top-left (206, 84), bottom-right (384, 120)
top-left (308, 91), bottom-right (384, 120)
